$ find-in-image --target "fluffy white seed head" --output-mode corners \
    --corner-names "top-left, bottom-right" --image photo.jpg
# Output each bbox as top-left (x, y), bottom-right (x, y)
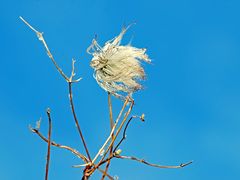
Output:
top-left (88, 26), bottom-right (151, 99)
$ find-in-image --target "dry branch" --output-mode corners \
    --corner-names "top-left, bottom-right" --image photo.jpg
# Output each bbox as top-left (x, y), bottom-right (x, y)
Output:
top-left (20, 16), bottom-right (91, 162)
top-left (21, 16), bottom-right (192, 179)
top-left (68, 82), bottom-right (92, 162)
top-left (19, 16), bottom-right (71, 82)
top-left (90, 96), bottom-right (130, 165)
top-left (113, 115), bottom-right (144, 153)
top-left (30, 123), bottom-right (115, 179)
top-left (29, 126), bottom-right (89, 163)
top-left (45, 109), bottom-right (52, 180)
top-left (115, 155), bottom-right (193, 169)
top-left (101, 93), bottom-right (114, 180)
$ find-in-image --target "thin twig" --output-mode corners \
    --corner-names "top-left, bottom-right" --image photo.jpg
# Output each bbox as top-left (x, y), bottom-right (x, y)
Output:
top-left (115, 155), bottom-right (193, 169)
top-left (101, 93), bottom-right (114, 180)
top-left (68, 82), bottom-right (92, 162)
top-left (19, 16), bottom-right (70, 82)
top-left (83, 166), bottom-right (114, 180)
top-left (94, 156), bottom-right (114, 168)
top-left (85, 99), bottom-right (134, 175)
top-left (90, 96), bottom-right (130, 165)
top-left (45, 108), bottom-right (52, 180)
top-left (102, 99), bottom-right (134, 159)
top-left (98, 167), bottom-right (114, 180)
top-left (69, 59), bottom-right (82, 83)
top-left (30, 125), bottom-right (113, 178)
top-left (110, 113), bottom-right (192, 169)
top-left (108, 93), bottom-right (114, 128)
top-left (113, 115), bottom-right (144, 153)
top-left (68, 59), bottom-right (90, 160)
top-left (19, 17), bottom-right (81, 83)
top-left (101, 114), bottom-right (141, 179)
top-left (30, 127), bottom-right (89, 163)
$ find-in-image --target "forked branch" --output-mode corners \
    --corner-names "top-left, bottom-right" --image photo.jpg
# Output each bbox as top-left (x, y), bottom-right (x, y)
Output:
top-left (100, 98), bottom-right (134, 161)
top-left (112, 113), bottom-right (192, 169)
top-left (30, 119), bottom-right (115, 179)
top-left (20, 16), bottom-right (90, 162)
top-left (90, 96), bottom-right (130, 165)
top-left (19, 16), bottom-right (81, 83)
top-left (113, 114), bottom-right (145, 153)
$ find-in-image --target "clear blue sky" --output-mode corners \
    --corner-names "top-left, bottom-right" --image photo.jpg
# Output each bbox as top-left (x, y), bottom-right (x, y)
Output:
top-left (1, 0), bottom-right (240, 179)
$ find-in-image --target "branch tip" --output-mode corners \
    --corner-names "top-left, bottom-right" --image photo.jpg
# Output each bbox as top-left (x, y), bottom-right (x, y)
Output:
top-left (180, 161), bottom-right (193, 167)
top-left (46, 108), bottom-right (51, 114)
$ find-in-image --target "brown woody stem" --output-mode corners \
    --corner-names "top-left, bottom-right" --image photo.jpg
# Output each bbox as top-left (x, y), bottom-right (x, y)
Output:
top-left (68, 82), bottom-right (92, 162)
top-left (45, 109), bottom-right (52, 180)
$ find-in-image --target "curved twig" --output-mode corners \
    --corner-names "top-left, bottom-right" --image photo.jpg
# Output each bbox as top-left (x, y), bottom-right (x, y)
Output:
top-left (29, 127), bottom-right (89, 163)
top-left (115, 155), bottom-right (193, 169)
top-left (19, 17), bottom-right (82, 83)
top-left (19, 16), bottom-right (70, 81)
top-left (113, 115), bottom-right (144, 153)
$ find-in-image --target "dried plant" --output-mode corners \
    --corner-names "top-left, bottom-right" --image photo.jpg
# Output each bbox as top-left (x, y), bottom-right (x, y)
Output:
top-left (87, 25), bottom-right (150, 99)
top-left (20, 16), bottom-right (192, 180)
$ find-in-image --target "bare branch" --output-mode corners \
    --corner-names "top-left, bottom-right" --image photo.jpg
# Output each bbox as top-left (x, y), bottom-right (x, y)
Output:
top-left (45, 108), bottom-right (52, 180)
top-left (69, 59), bottom-right (82, 83)
top-left (101, 93), bottom-right (114, 180)
top-left (74, 97), bottom-right (132, 178)
top-left (103, 99), bottom-right (134, 158)
top-left (19, 16), bottom-right (39, 34)
top-left (97, 167), bottom-right (114, 180)
top-left (30, 124), bottom-right (112, 179)
top-left (84, 99), bottom-right (134, 176)
top-left (108, 92), bottom-right (114, 129)
top-left (91, 96), bottom-right (130, 164)
top-left (115, 155), bottom-right (193, 169)
top-left (29, 126), bottom-right (88, 163)
top-left (68, 82), bottom-right (92, 162)
top-left (113, 115), bottom-right (144, 153)
top-left (19, 16), bottom-right (82, 83)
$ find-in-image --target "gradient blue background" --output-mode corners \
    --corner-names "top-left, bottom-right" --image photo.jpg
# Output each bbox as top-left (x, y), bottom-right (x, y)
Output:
top-left (1, 0), bottom-right (240, 179)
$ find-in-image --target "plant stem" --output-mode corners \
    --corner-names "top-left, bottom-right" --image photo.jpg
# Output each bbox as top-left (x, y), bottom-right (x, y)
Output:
top-left (101, 93), bottom-right (114, 179)
top-left (45, 108), bottom-right (52, 180)
top-left (68, 82), bottom-right (92, 162)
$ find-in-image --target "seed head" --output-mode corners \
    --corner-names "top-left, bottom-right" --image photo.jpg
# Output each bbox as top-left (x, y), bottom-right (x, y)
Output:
top-left (88, 25), bottom-right (151, 99)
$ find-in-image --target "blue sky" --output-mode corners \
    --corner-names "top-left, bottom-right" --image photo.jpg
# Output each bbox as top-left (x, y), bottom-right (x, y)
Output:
top-left (1, 0), bottom-right (240, 179)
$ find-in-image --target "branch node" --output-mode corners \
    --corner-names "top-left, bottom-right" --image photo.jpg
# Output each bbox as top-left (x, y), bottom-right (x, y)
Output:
top-left (46, 108), bottom-right (51, 114)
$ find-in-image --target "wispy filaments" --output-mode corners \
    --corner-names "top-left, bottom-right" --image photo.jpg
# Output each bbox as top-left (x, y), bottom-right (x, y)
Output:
top-left (87, 25), bottom-right (151, 99)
